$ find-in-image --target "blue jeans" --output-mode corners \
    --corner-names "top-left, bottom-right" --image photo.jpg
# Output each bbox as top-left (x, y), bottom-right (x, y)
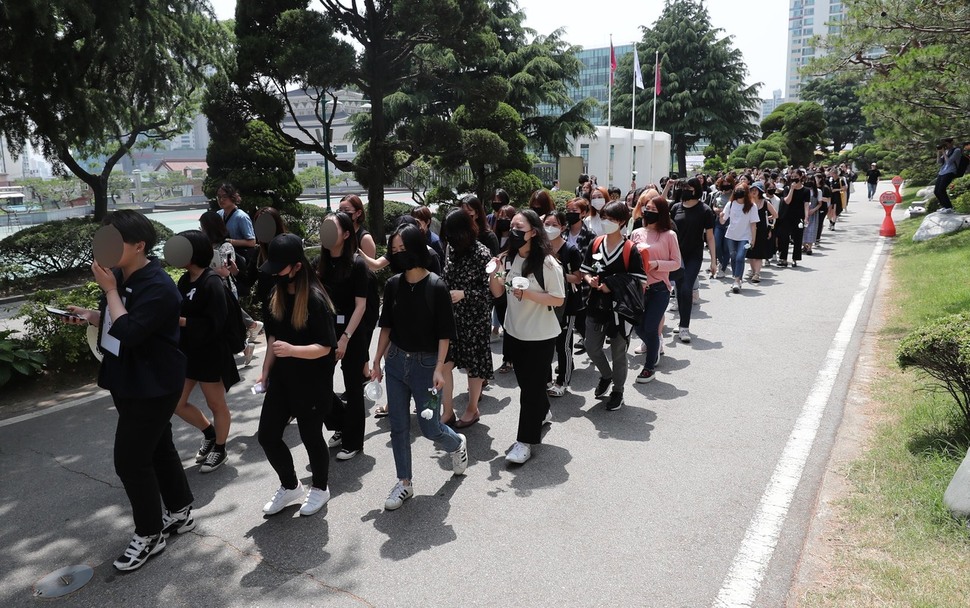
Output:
top-left (384, 344), bottom-right (461, 481)
top-left (635, 282), bottom-right (671, 371)
top-left (725, 238), bottom-right (748, 279)
top-left (867, 182), bottom-right (877, 200)
top-left (713, 222), bottom-right (729, 271)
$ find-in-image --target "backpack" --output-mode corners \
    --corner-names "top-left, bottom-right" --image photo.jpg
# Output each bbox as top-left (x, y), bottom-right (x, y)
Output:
top-left (957, 153), bottom-right (969, 178)
top-left (592, 235), bottom-right (650, 275)
top-left (207, 272), bottom-right (248, 354)
top-left (508, 254), bottom-right (565, 321)
top-left (589, 236), bottom-right (646, 326)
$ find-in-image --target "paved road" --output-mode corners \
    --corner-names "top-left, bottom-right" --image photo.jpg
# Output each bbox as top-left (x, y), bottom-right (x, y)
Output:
top-left (0, 182), bottom-right (897, 607)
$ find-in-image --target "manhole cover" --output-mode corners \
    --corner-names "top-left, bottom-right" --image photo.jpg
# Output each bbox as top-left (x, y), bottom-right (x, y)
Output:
top-left (33, 565), bottom-right (93, 598)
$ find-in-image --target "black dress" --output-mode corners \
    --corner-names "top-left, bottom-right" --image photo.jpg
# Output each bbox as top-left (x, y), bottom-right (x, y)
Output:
top-left (746, 203), bottom-right (771, 260)
top-left (177, 269), bottom-right (240, 389)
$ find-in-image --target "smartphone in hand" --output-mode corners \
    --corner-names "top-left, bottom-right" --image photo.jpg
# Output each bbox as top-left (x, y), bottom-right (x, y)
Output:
top-left (45, 305), bottom-right (83, 321)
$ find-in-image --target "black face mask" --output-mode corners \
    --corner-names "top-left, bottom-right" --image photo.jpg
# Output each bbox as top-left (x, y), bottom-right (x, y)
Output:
top-left (274, 273), bottom-right (294, 289)
top-left (496, 219), bottom-right (511, 233)
top-left (643, 210), bottom-right (660, 225)
top-left (506, 228), bottom-right (527, 252)
top-left (492, 202), bottom-right (504, 212)
top-left (390, 251), bottom-right (417, 272)
top-left (566, 212), bottom-right (581, 226)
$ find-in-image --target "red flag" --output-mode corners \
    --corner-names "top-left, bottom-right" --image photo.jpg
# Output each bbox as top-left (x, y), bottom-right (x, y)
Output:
top-left (654, 55), bottom-right (662, 95)
top-left (610, 40), bottom-right (617, 85)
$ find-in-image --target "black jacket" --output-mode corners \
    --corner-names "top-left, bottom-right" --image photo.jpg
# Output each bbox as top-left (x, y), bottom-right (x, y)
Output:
top-left (97, 259), bottom-right (186, 398)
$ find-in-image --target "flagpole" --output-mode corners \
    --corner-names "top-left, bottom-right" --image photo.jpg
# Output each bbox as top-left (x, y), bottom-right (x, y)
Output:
top-left (607, 36), bottom-right (613, 187)
top-left (649, 50), bottom-right (658, 185)
top-left (630, 43), bottom-right (637, 186)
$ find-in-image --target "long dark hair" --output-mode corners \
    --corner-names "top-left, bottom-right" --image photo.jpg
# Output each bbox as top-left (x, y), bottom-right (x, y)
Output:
top-left (269, 251), bottom-right (333, 331)
top-left (528, 189), bottom-right (555, 215)
top-left (514, 209), bottom-right (552, 280)
top-left (255, 207), bottom-right (287, 265)
top-left (444, 208), bottom-right (476, 256)
top-left (460, 194), bottom-right (492, 238)
top-left (647, 196), bottom-right (674, 233)
top-left (317, 212), bottom-right (358, 282)
top-left (339, 194), bottom-right (365, 228)
top-left (199, 210), bottom-right (229, 245)
top-left (732, 185), bottom-right (753, 214)
top-left (389, 223), bottom-right (432, 270)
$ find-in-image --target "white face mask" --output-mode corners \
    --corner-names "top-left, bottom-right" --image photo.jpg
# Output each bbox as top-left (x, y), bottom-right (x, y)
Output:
top-left (544, 226), bottom-right (561, 239)
top-left (601, 220), bottom-right (620, 235)
top-left (591, 198), bottom-right (606, 211)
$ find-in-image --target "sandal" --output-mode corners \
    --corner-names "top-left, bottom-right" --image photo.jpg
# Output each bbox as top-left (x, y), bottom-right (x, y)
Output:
top-left (497, 361), bottom-right (513, 374)
top-left (547, 384), bottom-right (566, 398)
top-left (750, 273), bottom-right (761, 283)
top-left (373, 405), bottom-right (389, 418)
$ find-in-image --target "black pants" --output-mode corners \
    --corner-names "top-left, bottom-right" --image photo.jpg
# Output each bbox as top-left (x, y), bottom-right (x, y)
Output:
top-left (935, 172), bottom-right (957, 209)
top-left (815, 203), bottom-right (827, 242)
top-left (113, 391), bottom-right (194, 536)
top-left (554, 314), bottom-right (576, 386)
top-left (258, 386), bottom-right (330, 490)
top-left (336, 327), bottom-right (373, 452)
top-left (675, 252), bottom-right (703, 329)
top-left (775, 220), bottom-right (803, 262)
top-left (505, 334), bottom-right (556, 444)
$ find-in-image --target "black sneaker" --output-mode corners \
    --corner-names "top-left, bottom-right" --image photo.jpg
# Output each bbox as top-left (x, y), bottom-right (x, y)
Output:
top-left (113, 533), bottom-right (166, 572)
top-left (594, 377), bottom-right (612, 398)
top-left (195, 438), bottom-right (215, 464)
top-left (161, 506), bottom-right (196, 536)
top-left (199, 449), bottom-right (227, 473)
top-left (574, 339), bottom-right (586, 355)
top-left (637, 369), bottom-right (656, 383)
top-left (606, 391), bottom-right (624, 411)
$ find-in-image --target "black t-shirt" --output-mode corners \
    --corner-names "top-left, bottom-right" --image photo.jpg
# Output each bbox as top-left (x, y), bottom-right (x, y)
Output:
top-left (379, 273), bottom-right (456, 353)
top-left (262, 288), bottom-right (337, 392)
top-left (670, 201), bottom-right (715, 256)
top-left (177, 269), bottom-right (227, 354)
top-left (866, 169), bottom-right (881, 184)
top-left (320, 255), bottom-right (369, 331)
top-left (784, 186), bottom-right (810, 221)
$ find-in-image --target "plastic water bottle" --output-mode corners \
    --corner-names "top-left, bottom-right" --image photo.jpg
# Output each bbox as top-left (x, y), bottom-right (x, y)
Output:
top-left (251, 382), bottom-right (266, 395)
top-left (364, 380), bottom-right (383, 402)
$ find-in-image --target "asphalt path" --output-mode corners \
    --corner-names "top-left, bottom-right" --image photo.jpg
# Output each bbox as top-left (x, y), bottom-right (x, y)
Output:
top-left (0, 181), bottom-right (898, 607)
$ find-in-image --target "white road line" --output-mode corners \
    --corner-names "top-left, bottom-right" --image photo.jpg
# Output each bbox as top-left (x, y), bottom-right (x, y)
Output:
top-left (712, 238), bottom-right (886, 608)
top-left (0, 347), bottom-right (266, 429)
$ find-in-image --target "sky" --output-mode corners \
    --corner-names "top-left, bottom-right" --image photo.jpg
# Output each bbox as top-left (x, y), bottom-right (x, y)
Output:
top-left (209, 0), bottom-right (789, 99)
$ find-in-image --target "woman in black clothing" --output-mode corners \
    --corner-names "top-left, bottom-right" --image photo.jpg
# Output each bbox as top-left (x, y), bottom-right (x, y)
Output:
top-left (370, 224), bottom-right (468, 510)
top-left (317, 212), bottom-right (376, 461)
top-left (461, 194), bottom-right (500, 256)
top-left (543, 211), bottom-right (584, 397)
top-left (66, 210), bottom-right (194, 572)
top-left (172, 231), bottom-right (240, 474)
top-left (338, 194), bottom-right (377, 259)
top-left (256, 234), bottom-right (337, 517)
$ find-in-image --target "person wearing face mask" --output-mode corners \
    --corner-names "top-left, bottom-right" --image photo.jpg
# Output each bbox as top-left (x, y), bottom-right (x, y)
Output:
top-left (357, 215), bottom-right (442, 276)
top-left (581, 201), bottom-right (648, 411)
top-left (461, 194), bottom-right (500, 256)
top-left (563, 198), bottom-right (595, 353)
top-left (630, 195), bottom-right (682, 382)
top-left (488, 210), bottom-right (566, 463)
top-left (528, 189), bottom-right (555, 216)
top-left (719, 186), bottom-right (760, 293)
top-left (744, 182), bottom-right (778, 284)
top-left (543, 211), bottom-right (584, 397)
top-left (776, 171), bottom-right (809, 268)
top-left (711, 177), bottom-right (734, 277)
top-left (669, 177), bottom-right (717, 343)
top-left (410, 205), bottom-right (444, 260)
top-left (337, 194), bottom-right (377, 259)
top-left (585, 186), bottom-right (610, 235)
top-left (487, 188), bottom-right (511, 232)
top-left (370, 224), bottom-right (468, 509)
top-left (317, 213), bottom-right (378, 461)
top-left (255, 234), bottom-right (337, 518)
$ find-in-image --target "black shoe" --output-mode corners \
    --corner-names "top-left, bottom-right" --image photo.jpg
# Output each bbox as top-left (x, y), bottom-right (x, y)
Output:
top-left (161, 506), bottom-right (196, 536)
top-left (594, 377), bottom-right (612, 398)
top-left (606, 391), bottom-right (624, 411)
top-left (113, 533), bottom-right (166, 572)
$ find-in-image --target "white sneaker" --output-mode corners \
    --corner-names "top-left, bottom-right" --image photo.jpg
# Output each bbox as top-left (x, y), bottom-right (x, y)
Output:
top-left (243, 341), bottom-right (256, 366)
top-left (939, 207), bottom-right (955, 214)
top-left (262, 483), bottom-right (305, 515)
top-left (335, 448), bottom-right (359, 461)
top-left (692, 288), bottom-right (700, 304)
top-left (451, 433), bottom-right (468, 476)
top-left (247, 321), bottom-right (264, 343)
top-left (543, 410), bottom-right (553, 425)
top-left (672, 326), bottom-right (680, 334)
top-left (299, 486), bottom-right (330, 516)
top-left (328, 431), bottom-right (342, 448)
top-left (384, 481), bottom-right (414, 510)
top-left (634, 341), bottom-right (647, 354)
top-left (679, 329), bottom-right (691, 343)
top-left (505, 441), bottom-right (532, 464)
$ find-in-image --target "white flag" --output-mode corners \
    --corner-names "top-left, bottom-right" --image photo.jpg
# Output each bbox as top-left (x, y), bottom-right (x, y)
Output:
top-left (633, 48), bottom-right (645, 90)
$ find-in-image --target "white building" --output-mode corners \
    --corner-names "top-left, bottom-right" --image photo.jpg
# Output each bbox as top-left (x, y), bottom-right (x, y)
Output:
top-left (280, 88), bottom-right (367, 176)
top-left (785, 0), bottom-right (848, 101)
top-left (761, 89), bottom-right (787, 121)
top-left (0, 135), bottom-right (53, 184)
top-left (565, 126), bottom-right (671, 189)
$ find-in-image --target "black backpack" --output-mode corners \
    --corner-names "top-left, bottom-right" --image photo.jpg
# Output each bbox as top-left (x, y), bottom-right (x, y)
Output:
top-left (207, 272), bottom-right (248, 354)
top-left (957, 153), bottom-right (969, 178)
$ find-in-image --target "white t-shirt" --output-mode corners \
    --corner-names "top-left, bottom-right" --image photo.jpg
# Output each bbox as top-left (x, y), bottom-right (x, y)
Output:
top-left (724, 201), bottom-right (761, 242)
top-left (503, 254), bottom-right (566, 342)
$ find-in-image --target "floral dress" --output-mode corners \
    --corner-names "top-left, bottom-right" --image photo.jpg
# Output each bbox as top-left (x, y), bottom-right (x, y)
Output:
top-left (442, 241), bottom-right (494, 380)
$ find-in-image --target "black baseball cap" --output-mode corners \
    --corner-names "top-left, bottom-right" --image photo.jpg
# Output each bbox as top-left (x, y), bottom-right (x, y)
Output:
top-left (260, 233), bottom-right (304, 275)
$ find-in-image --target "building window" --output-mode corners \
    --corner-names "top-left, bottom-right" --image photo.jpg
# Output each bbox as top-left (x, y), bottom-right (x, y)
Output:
top-left (580, 144), bottom-right (590, 163)
top-left (333, 144), bottom-right (348, 154)
top-left (316, 161), bottom-right (326, 167)
top-left (297, 162), bottom-right (308, 169)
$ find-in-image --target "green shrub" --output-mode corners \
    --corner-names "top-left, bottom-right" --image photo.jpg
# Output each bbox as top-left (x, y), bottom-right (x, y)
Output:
top-left (300, 204), bottom-right (329, 246)
top-left (426, 186), bottom-right (458, 207)
top-left (368, 200), bottom-right (415, 236)
top-left (491, 169), bottom-right (542, 207)
top-left (897, 312), bottom-right (970, 428)
top-left (0, 218), bottom-right (174, 278)
top-left (0, 330), bottom-right (46, 388)
top-left (19, 284), bottom-right (103, 371)
top-left (551, 189), bottom-right (574, 211)
top-left (948, 176), bottom-right (970, 214)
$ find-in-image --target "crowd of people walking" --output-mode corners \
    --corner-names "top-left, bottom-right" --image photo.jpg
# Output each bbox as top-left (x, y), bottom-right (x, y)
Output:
top-left (67, 166), bottom-right (864, 571)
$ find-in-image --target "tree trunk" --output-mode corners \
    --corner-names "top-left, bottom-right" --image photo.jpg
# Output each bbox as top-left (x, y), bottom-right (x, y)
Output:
top-left (677, 137), bottom-right (688, 177)
top-left (368, 90), bottom-right (387, 245)
top-left (92, 181), bottom-right (110, 222)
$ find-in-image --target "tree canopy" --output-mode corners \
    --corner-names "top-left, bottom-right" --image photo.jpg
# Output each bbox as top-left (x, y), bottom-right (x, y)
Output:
top-left (801, 74), bottom-right (871, 152)
top-left (758, 101), bottom-right (827, 167)
top-left (611, 0), bottom-right (761, 176)
top-left (0, 1), bottom-right (229, 220)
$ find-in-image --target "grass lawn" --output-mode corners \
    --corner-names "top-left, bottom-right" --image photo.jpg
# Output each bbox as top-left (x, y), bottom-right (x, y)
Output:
top-left (803, 213), bottom-right (970, 606)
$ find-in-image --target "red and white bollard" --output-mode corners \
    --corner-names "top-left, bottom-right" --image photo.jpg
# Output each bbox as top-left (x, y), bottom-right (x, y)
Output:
top-left (879, 191), bottom-right (897, 237)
